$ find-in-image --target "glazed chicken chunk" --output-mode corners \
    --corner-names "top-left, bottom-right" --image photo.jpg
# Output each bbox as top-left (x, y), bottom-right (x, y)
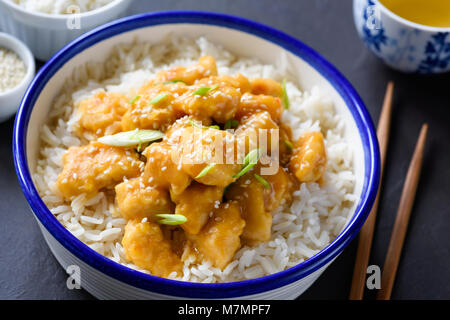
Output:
top-left (196, 74), bottom-right (251, 93)
top-left (235, 111), bottom-right (279, 158)
top-left (115, 177), bottom-right (174, 221)
top-left (175, 126), bottom-right (241, 187)
top-left (188, 201), bottom-right (245, 269)
top-left (122, 220), bottom-right (183, 278)
top-left (262, 167), bottom-right (293, 212)
top-left (142, 142), bottom-right (191, 196)
top-left (163, 115), bottom-right (206, 145)
top-left (57, 142), bottom-right (142, 199)
top-left (175, 82), bottom-right (241, 123)
top-left (154, 55), bottom-right (218, 85)
top-left (76, 91), bottom-right (128, 137)
top-left (250, 78), bottom-right (283, 97)
top-left (237, 92), bottom-right (283, 122)
top-left (170, 183), bottom-right (224, 235)
top-left (137, 78), bottom-right (189, 97)
top-left (289, 131), bottom-right (327, 183)
top-left (121, 90), bottom-right (182, 132)
top-left (226, 173), bottom-right (273, 244)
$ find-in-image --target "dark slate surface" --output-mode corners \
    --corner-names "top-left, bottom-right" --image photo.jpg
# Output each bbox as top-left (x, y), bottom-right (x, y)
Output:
top-left (1, 0), bottom-right (449, 300)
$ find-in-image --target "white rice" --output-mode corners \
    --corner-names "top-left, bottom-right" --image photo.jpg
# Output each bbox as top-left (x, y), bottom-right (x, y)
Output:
top-left (10, 0), bottom-right (115, 14)
top-left (33, 36), bottom-right (356, 282)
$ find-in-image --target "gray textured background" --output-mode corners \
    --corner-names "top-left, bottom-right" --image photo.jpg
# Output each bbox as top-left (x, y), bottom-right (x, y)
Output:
top-left (1, 0), bottom-right (449, 300)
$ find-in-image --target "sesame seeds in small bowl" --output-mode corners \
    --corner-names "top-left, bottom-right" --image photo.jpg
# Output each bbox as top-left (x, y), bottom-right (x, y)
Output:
top-left (0, 48), bottom-right (26, 92)
top-left (0, 32), bottom-right (35, 122)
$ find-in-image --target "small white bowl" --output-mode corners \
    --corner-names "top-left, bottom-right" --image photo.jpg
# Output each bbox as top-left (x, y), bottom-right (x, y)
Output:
top-left (0, 32), bottom-right (35, 122)
top-left (353, 0), bottom-right (450, 73)
top-left (0, 0), bottom-right (132, 61)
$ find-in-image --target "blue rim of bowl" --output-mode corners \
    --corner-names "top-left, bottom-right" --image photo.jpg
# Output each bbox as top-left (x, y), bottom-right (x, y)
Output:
top-left (13, 11), bottom-right (380, 299)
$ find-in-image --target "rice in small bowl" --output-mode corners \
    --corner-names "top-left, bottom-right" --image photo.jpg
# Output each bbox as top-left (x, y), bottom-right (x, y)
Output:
top-left (10, 0), bottom-right (115, 14)
top-left (0, 0), bottom-right (132, 61)
top-left (14, 12), bottom-right (379, 299)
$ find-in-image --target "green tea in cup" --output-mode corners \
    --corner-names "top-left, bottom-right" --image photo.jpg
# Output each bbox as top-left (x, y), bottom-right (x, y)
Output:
top-left (379, 0), bottom-right (450, 28)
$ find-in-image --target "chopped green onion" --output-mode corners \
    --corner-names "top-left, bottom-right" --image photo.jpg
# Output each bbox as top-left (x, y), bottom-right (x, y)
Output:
top-left (254, 174), bottom-right (271, 189)
top-left (155, 214), bottom-right (187, 226)
top-left (192, 84), bottom-right (219, 96)
top-left (234, 163), bottom-right (255, 179)
top-left (189, 120), bottom-right (220, 130)
top-left (284, 140), bottom-right (294, 150)
top-left (224, 119), bottom-right (239, 130)
top-left (234, 148), bottom-right (261, 179)
top-left (163, 80), bottom-right (186, 84)
top-left (98, 129), bottom-right (164, 147)
top-left (189, 120), bottom-right (200, 128)
top-left (195, 163), bottom-right (216, 179)
top-left (134, 147), bottom-right (143, 154)
top-left (282, 79), bottom-right (289, 110)
top-left (149, 93), bottom-right (169, 105)
top-left (154, 80), bottom-right (187, 86)
top-left (128, 95), bottom-right (141, 105)
top-left (243, 148), bottom-right (261, 166)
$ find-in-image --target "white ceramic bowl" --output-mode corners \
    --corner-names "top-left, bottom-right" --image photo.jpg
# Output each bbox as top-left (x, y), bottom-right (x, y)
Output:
top-left (353, 0), bottom-right (450, 73)
top-left (0, 32), bottom-right (34, 122)
top-left (13, 12), bottom-right (380, 299)
top-left (0, 0), bottom-right (132, 61)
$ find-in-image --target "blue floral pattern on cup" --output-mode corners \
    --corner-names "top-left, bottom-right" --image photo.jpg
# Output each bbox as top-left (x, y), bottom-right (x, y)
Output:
top-left (361, 0), bottom-right (388, 52)
top-left (417, 32), bottom-right (450, 73)
top-left (353, 0), bottom-right (450, 74)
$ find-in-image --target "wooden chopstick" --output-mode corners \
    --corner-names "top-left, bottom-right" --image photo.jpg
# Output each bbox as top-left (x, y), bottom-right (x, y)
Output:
top-left (377, 123), bottom-right (428, 300)
top-left (349, 81), bottom-right (394, 300)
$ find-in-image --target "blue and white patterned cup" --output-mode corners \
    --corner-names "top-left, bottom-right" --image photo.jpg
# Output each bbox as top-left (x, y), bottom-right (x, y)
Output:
top-left (353, 0), bottom-right (450, 74)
